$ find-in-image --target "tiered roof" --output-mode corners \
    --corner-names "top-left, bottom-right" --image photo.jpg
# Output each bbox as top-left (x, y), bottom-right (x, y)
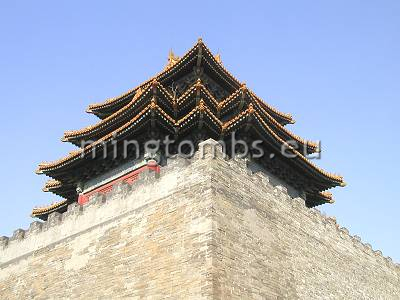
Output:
top-left (34, 38), bottom-right (344, 219)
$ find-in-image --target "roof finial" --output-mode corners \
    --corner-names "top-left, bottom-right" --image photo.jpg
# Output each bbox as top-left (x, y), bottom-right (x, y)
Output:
top-left (195, 78), bottom-right (202, 88)
top-left (168, 49), bottom-right (175, 61)
top-left (247, 103), bottom-right (255, 114)
top-left (214, 53), bottom-right (222, 64)
top-left (165, 49), bottom-right (180, 70)
top-left (134, 87), bottom-right (143, 99)
top-left (150, 98), bottom-right (157, 110)
top-left (197, 37), bottom-right (203, 44)
top-left (198, 99), bottom-right (205, 111)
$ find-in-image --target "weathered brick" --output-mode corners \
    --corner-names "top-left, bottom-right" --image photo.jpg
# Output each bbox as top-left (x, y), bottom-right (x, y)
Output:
top-left (0, 146), bottom-right (398, 299)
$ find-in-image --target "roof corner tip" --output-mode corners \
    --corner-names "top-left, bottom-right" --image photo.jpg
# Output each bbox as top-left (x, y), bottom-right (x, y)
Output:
top-left (35, 164), bottom-right (46, 175)
top-left (340, 181), bottom-right (347, 187)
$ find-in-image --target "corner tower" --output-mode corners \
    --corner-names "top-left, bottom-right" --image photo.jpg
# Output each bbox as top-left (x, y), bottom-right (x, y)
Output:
top-left (33, 38), bottom-right (344, 220)
top-left (2, 44), bottom-right (400, 298)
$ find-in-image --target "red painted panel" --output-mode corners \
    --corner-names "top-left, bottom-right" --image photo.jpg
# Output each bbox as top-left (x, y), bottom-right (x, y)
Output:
top-left (78, 164), bottom-right (160, 206)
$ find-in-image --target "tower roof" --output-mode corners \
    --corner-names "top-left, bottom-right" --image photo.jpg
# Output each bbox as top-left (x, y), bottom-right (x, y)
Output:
top-left (34, 39), bottom-right (344, 219)
top-left (86, 39), bottom-right (294, 125)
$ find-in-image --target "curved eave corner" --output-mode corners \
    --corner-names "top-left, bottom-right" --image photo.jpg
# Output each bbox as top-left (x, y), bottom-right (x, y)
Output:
top-left (31, 199), bottom-right (69, 221)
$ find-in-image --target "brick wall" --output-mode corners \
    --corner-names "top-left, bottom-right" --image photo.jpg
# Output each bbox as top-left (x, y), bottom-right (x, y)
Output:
top-left (0, 140), bottom-right (399, 299)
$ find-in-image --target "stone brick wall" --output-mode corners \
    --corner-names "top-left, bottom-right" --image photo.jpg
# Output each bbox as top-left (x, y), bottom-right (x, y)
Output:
top-left (0, 140), bottom-right (399, 299)
top-left (206, 145), bottom-right (400, 299)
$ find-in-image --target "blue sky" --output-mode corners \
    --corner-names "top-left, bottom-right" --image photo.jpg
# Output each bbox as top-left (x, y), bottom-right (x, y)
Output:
top-left (0, 1), bottom-right (399, 261)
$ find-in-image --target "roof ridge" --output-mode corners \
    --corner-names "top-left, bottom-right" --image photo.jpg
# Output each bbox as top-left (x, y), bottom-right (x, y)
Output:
top-left (249, 90), bottom-right (293, 123)
top-left (253, 111), bottom-right (344, 184)
top-left (246, 91), bottom-right (318, 151)
top-left (87, 42), bottom-right (201, 113)
top-left (64, 83), bottom-right (154, 141)
top-left (38, 103), bottom-right (155, 172)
